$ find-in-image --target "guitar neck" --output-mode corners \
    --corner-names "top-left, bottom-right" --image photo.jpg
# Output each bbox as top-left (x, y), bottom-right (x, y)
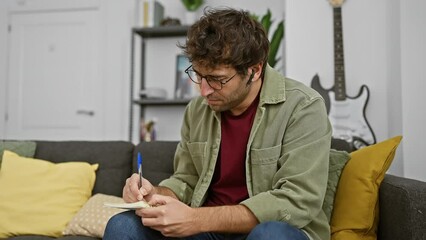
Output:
top-left (334, 7), bottom-right (347, 101)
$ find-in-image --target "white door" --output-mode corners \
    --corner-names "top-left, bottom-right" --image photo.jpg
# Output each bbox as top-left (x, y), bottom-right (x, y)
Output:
top-left (6, 8), bottom-right (104, 140)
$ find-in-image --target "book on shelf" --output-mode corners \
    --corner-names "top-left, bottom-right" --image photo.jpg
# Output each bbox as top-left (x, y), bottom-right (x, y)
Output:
top-left (141, 0), bottom-right (164, 27)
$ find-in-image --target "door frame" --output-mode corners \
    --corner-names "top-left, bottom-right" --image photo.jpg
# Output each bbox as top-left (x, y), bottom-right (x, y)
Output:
top-left (0, 1), bottom-right (8, 138)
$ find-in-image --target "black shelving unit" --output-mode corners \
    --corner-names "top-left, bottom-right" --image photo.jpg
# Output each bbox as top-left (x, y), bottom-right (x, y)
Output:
top-left (133, 25), bottom-right (190, 38)
top-left (129, 25), bottom-right (190, 141)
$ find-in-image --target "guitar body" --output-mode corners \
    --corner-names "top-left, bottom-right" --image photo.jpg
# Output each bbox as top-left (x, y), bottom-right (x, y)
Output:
top-left (311, 74), bottom-right (331, 113)
top-left (311, 75), bottom-right (377, 149)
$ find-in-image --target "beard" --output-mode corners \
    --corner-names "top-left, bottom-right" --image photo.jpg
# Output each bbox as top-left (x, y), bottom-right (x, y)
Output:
top-left (206, 81), bottom-right (252, 113)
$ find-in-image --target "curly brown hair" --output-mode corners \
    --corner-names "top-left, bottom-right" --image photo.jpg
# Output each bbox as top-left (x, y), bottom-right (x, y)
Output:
top-left (179, 7), bottom-right (270, 76)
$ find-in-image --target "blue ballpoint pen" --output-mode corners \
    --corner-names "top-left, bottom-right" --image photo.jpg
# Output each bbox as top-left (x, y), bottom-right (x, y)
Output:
top-left (137, 152), bottom-right (143, 188)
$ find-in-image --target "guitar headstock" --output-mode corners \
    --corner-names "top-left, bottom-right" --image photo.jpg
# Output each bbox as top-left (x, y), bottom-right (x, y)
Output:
top-left (328, 0), bottom-right (345, 8)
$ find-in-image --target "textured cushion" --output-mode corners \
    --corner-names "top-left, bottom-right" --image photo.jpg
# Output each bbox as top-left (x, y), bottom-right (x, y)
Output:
top-left (63, 194), bottom-right (126, 238)
top-left (0, 151), bottom-right (98, 238)
top-left (330, 136), bottom-right (402, 240)
top-left (322, 149), bottom-right (351, 222)
top-left (0, 141), bottom-right (36, 168)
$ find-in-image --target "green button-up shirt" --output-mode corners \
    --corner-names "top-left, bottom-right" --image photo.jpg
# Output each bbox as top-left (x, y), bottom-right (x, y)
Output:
top-left (159, 65), bottom-right (332, 240)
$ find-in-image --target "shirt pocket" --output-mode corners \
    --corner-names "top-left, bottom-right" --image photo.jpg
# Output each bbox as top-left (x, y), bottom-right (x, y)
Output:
top-left (186, 142), bottom-right (207, 175)
top-left (250, 144), bottom-right (282, 194)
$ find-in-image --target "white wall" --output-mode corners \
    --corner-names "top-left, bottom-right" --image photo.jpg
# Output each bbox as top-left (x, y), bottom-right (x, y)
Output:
top-left (101, 0), bottom-right (136, 140)
top-left (400, 0), bottom-right (426, 181)
top-left (286, 0), bottom-right (426, 181)
top-left (386, 0), bottom-right (403, 177)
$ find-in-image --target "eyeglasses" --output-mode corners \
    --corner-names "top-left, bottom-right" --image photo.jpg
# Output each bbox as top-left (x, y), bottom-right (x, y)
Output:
top-left (184, 65), bottom-right (237, 90)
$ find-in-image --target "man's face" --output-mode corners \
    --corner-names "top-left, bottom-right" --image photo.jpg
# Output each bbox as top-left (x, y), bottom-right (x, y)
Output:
top-left (192, 63), bottom-right (252, 113)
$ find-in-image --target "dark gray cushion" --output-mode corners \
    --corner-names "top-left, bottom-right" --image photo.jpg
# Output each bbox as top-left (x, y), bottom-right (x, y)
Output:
top-left (331, 138), bottom-right (352, 152)
top-left (378, 174), bottom-right (426, 240)
top-left (34, 141), bottom-right (134, 197)
top-left (134, 141), bottom-right (178, 185)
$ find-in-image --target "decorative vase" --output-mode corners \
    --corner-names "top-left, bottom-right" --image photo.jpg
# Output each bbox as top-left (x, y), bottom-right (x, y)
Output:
top-left (185, 11), bottom-right (197, 25)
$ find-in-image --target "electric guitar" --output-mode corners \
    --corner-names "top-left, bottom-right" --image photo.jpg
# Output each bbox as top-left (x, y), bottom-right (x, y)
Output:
top-left (311, 0), bottom-right (376, 150)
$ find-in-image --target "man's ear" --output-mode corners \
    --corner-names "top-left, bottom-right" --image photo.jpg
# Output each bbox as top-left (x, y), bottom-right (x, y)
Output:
top-left (250, 62), bottom-right (264, 82)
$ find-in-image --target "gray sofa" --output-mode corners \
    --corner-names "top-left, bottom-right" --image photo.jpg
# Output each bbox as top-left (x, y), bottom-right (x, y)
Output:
top-left (4, 140), bottom-right (426, 240)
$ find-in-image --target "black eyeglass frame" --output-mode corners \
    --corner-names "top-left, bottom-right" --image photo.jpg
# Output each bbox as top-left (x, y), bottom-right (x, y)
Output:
top-left (184, 65), bottom-right (238, 90)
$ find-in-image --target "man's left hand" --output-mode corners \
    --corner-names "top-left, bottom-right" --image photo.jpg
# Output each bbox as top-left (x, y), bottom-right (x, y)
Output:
top-left (136, 194), bottom-right (198, 237)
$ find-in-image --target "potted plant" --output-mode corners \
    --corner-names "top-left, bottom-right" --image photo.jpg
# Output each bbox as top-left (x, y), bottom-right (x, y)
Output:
top-left (181, 0), bottom-right (204, 24)
top-left (181, 0), bottom-right (204, 11)
top-left (252, 9), bottom-right (285, 69)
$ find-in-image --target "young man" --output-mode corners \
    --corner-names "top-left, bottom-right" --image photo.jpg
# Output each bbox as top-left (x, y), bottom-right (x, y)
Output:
top-left (104, 7), bottom-right (331, 240)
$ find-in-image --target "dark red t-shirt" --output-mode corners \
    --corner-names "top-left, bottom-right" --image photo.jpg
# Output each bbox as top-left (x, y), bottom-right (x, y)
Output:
top-left (203, 96), bottom-right (259, 206)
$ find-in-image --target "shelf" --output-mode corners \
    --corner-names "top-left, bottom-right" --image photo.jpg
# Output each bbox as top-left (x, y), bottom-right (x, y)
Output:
top-left (132, 25), bottom-right (190, 38)
top-left (133, 98), bottom-right (191, 106)
top-left (129, 25), bottom-right (191, 141)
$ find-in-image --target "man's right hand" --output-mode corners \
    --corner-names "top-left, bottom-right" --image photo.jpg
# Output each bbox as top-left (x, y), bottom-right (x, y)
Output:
top-left (122, 173), bottom-right (156, 203)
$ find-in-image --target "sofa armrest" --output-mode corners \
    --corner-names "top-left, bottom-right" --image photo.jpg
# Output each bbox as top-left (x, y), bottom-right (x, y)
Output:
top-left (378, 174), bottom-right (426, 240)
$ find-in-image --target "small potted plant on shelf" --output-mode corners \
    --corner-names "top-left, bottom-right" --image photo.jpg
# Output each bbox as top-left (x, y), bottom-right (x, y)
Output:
top-left (181, 0), bottom-right (204, 24)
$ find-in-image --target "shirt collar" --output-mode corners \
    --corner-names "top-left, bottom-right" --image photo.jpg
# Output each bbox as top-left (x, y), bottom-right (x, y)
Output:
top-left (259, 64), bottom-right (287, 106)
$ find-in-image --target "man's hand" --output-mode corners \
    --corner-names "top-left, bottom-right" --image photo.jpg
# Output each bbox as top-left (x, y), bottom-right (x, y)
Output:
top-left (135, 194), bottom-right (259, 237)
top-left (122, 173), bottom-right (156, 203)
top-left (136, 195), bottom-right (199, 237)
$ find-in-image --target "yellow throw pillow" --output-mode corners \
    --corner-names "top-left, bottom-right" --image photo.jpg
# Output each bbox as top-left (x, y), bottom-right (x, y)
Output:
top-left (63, 193), bottom-right (126, 238)
top-left (330, 136), bottom-right (402, 240)
top-left (0, 151), bottom-right (98, 238)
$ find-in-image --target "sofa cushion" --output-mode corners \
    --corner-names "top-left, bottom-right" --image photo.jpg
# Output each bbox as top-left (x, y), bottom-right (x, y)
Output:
top-left (0, 140), bottom-right (36, 169)
top-left (0, 151), bottom-right (98, 238)
top-left (34, 141), bottom-right (134, 197)
top-left (134, 141), bottom-right (177, 185)
top-left (330, 136), bottom-right (402, 240)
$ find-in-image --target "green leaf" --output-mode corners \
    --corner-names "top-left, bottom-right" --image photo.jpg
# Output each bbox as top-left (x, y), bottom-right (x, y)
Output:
top-left (253, 9), bottom-right (285, 68)
top-left (181, 0), bottom-right (204, 11)
top-left (268, 21), bottom-right (284, 67)
top-left (260, 9), bottom-right (272, 35)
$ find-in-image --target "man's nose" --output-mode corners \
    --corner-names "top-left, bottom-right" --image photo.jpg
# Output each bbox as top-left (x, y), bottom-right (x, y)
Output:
top-left (199, 78), bottom-right (215, 97)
